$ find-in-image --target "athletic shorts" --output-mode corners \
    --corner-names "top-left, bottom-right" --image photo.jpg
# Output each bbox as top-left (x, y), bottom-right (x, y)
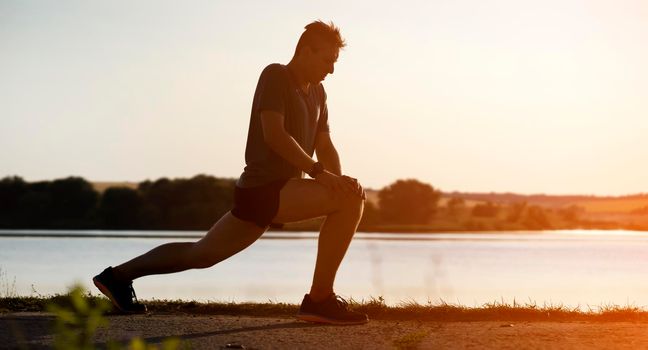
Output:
top-left (231, 178), bottom-right (290, 229)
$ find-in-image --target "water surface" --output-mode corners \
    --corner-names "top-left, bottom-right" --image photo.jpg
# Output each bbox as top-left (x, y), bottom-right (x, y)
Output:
top-left (2, 229), bottom-right (648, 308)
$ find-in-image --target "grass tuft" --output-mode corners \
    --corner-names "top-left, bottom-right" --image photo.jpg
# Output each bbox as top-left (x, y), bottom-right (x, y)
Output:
top-left (0, 268), bottom-right (18, 299)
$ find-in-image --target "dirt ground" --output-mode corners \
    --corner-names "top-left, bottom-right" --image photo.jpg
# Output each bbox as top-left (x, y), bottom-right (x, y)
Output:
top-left (3, 312), bottom-right (648, 349)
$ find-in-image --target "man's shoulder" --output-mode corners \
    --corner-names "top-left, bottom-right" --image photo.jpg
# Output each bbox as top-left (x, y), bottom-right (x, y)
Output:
top-left (261, 63), bottom-right (287, 77)
top-left (257, 64), bottom-right (289, 90)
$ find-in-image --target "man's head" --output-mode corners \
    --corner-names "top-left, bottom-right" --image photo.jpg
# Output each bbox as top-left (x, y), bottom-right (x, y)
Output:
top-left (292, 20), bottom-right (346, 84)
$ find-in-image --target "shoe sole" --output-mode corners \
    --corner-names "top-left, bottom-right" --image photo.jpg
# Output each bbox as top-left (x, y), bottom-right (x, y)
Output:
top-left (296, 313), bottom-right (369, 325)
top-left (92, 277), bottom-right (146, 315)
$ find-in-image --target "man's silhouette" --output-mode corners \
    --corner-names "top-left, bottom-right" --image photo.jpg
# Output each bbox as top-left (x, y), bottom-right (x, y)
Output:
top-left (93, 20), bottom-right (368, 325)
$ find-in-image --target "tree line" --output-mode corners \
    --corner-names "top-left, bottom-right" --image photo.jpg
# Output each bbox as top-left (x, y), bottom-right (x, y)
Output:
top-left (0, 176), bottom-right (442, 230)
top-left (0, 175), bottom-right (234, 230)
top-left (0, 175), bottom-right (583, 231)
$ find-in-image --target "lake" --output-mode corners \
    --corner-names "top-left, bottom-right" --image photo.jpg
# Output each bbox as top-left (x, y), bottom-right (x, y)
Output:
top-left (2, 229), bottom-right (648, 309)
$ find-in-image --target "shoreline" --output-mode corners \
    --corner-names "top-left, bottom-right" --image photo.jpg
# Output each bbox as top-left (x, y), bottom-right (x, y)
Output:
top-left (3, 296), bottom-right (648, 322)
top-left (2, 227), bottom-right (648, 240)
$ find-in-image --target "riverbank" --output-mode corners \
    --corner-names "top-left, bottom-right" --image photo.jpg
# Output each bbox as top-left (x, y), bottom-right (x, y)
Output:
top-left (3, 296), bottom-right (648, 322)
top-left (4, 297), bottom-right (648, 349)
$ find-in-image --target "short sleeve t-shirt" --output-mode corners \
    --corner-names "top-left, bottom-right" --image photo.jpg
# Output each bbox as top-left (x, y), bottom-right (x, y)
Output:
top-left (237, 64), bottom-right (330, 188)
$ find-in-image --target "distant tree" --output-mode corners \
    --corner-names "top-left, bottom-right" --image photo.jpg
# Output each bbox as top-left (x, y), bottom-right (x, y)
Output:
top-left (48, 177), bottom-right (99, 228)
top-left (99, 187), bottom-right (143, 229)
top-left (472, 201), bottom-right (499, 218)
top-left (559, 205), bottom-right (583, 222)
top-left (506, 201), bottom-right (527, 222)
top-left (446, 197), bottom-right (465, 218)
top-left (378, 179), bottom-right (441, 224)
top-left (138, 175), bottom-right (236, 230)
top-left (3, 177), bottom-right (99, 229)
top-left (16, 184), bottom-right (53, 228)
top-left (0, 176), bottom-right (28, 227)
top-left (522, 205), bottom-right (550, 229)
top-left (137, 178), bottom-right (172, 229)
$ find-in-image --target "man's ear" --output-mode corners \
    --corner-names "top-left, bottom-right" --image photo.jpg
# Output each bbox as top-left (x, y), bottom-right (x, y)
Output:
top-left (301, 45), bottom-right (317, 57)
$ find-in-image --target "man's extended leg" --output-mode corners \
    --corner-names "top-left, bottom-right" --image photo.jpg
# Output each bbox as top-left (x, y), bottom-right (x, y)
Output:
top-left (94, 211), bottom-right (266, 313)
top-left (113, 212), bottom-right (266, 281)
top-left (273, 178), bottom-right (364, 300)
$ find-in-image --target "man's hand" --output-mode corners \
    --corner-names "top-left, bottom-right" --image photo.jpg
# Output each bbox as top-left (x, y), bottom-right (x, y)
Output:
top-left (315, 171), bottom-right (365, 199)
top-left (342, 175), bottom-right (366, 200)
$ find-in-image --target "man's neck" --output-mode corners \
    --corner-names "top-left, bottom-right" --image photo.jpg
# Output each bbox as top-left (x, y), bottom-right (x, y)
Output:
top-left (287, 60), bottom-right (310, 94)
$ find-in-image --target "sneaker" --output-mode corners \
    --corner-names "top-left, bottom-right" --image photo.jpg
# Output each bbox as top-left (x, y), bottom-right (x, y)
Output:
top-left (92, 267), bottom-right (147, 314)
top-left (296, 293), bottom-right (369, 325)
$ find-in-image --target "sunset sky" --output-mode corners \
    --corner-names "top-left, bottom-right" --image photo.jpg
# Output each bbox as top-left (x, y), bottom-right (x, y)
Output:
top-left (2, 0), bottom-right (647, 195)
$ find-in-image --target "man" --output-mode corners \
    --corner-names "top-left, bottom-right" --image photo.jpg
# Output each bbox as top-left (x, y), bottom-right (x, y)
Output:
top-left (93, 20), bottom-right (368, 325)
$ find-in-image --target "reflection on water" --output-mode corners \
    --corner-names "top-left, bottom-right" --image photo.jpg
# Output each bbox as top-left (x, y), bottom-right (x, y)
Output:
top-left (2, 230), bottom-right (648, 308)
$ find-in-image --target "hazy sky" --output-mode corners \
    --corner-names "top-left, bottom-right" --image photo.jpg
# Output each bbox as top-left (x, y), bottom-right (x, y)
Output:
top-left (2, 0), bottom-right (647, 195)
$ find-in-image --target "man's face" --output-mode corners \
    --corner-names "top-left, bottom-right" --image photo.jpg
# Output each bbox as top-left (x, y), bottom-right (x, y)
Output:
top-left (303, 44), bottom-right (339, 84)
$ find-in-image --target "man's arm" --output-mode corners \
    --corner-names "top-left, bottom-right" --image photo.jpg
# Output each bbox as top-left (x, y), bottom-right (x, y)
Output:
top-left (261, 110), bottom-right (316, 173)
top-left (315, 131), bottom-right (342, 176)
top-left (261, 110), bottom-right (357, 195)
top-left (315, 131), bottom-right (365, 199)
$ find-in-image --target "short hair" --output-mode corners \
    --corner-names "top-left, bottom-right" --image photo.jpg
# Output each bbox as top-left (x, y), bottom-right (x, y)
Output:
top-left (294, 20), bottom-right (346, 56)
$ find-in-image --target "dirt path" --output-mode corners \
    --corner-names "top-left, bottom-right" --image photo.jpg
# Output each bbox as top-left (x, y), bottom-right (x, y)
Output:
top-left (3, 312), bottom-right (648, 349)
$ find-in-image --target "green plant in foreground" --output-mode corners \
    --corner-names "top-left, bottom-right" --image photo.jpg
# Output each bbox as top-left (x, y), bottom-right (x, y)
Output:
top-left (46, 284), bottom-right (184, 350)
top-left (46, 284), bottom-right (111, 349)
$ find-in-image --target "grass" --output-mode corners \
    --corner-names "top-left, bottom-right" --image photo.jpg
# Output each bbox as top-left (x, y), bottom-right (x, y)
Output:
top-left (2, 294), bottom-right (648, 322)
top-left (0, 267), bottom-right (17, 299)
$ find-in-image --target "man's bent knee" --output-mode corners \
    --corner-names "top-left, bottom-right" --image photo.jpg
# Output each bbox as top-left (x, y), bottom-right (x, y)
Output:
top-left (335, 193), bottom-right (364, 216)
